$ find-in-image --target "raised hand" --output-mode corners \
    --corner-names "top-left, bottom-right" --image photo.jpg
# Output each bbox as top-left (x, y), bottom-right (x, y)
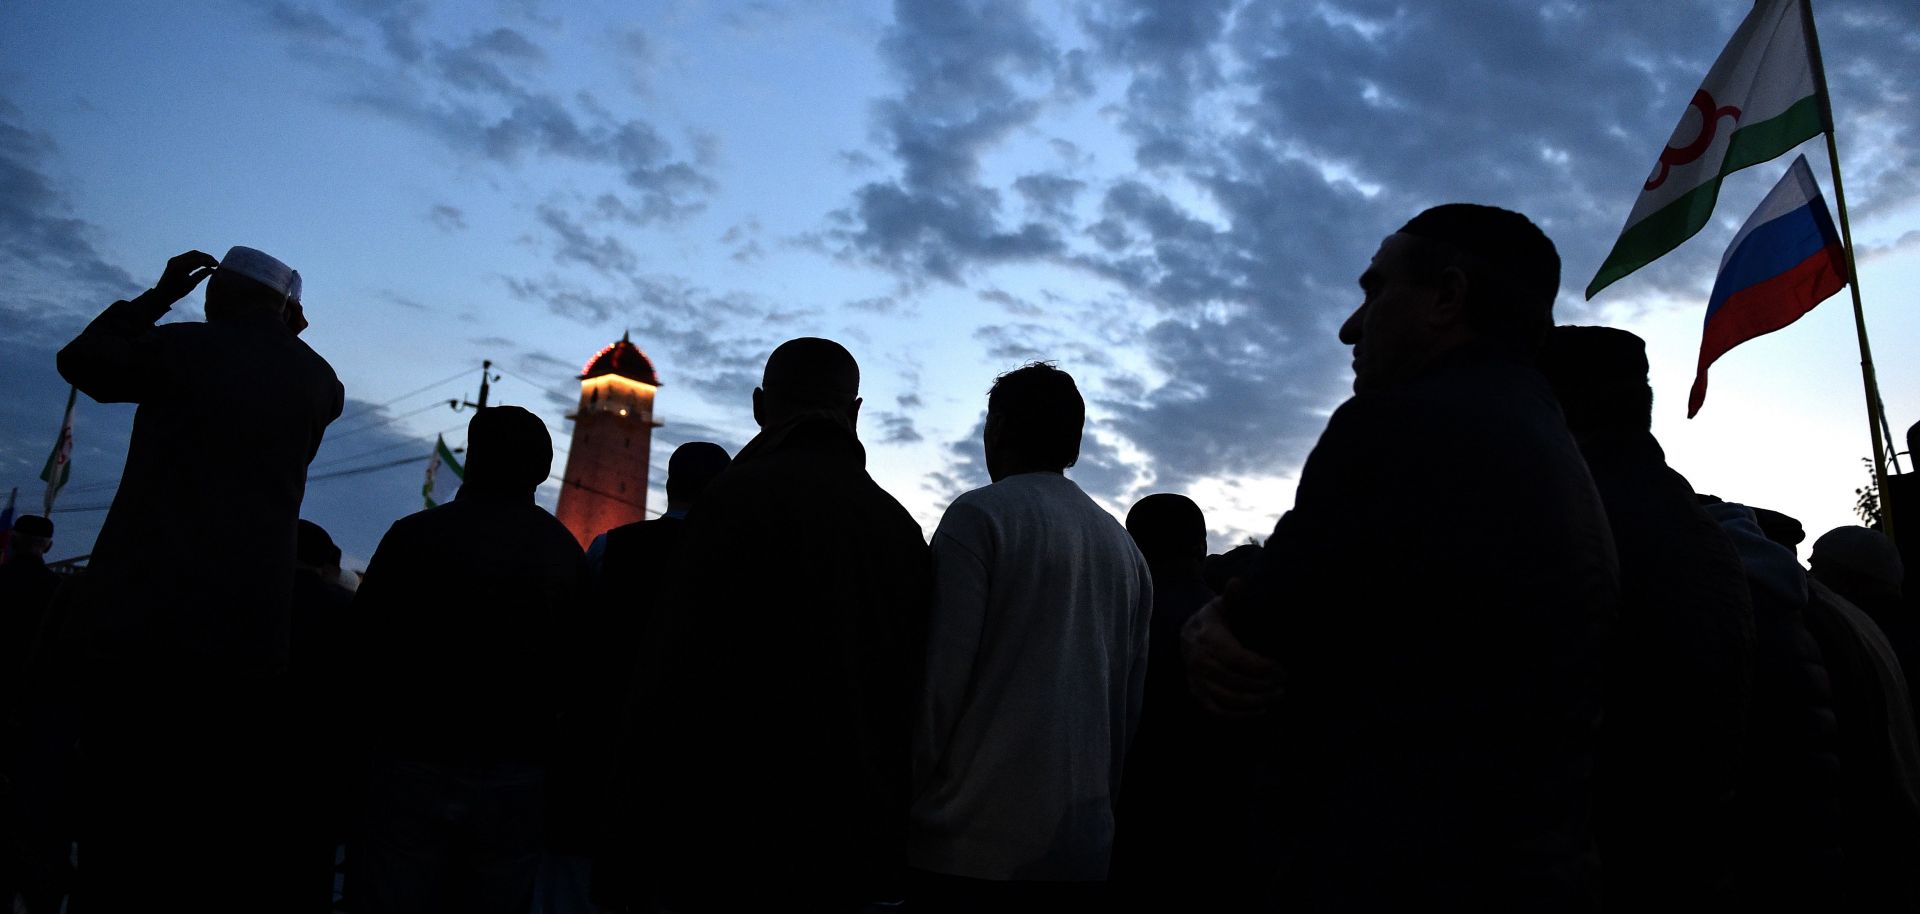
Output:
top-left (154, 250), bottom-right (220, 303)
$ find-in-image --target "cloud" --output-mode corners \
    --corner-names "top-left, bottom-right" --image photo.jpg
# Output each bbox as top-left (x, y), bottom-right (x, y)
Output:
top-left (872, 411), bottom-right (924, 444)
top-left (268, 3), bottom-right (716, 224)
top-left (977, 288), bottom-right (1044, 316)
top-left (1013, 172), bottom-right (1087, 223)
top-left (537, 204), bottom-right (639, 276)
top-left (720, 218), bottom-right (766, 263)
top-left (827, 0), bottom-right (1076, 284)
top-left (265, 2), bottom-right (355, 44)
top-left (829, 0), bottom-right (1920, 497)
top-left (427, 203), bottom-right (467, 231)
top-left (0, 98), bottom-right (140, 345)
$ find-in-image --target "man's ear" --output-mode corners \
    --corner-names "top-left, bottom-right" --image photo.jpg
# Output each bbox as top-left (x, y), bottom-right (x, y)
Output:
top-left (751, 387), bottom-right (767, 428)
top-left (1428, 265), bottom-right (1470, 329)
top-left (845, 396), bottom-right (862, 430)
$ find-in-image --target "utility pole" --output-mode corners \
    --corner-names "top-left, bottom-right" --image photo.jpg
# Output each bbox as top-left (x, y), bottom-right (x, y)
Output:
top-left (453, 360), bottom-right (498, 412)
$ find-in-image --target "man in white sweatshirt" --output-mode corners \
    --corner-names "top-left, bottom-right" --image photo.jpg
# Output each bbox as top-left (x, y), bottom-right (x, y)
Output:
top-left (910, 362), bottom-right (1154, 912)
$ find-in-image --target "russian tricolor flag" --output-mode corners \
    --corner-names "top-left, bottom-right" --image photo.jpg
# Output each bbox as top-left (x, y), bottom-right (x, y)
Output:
top-left (1689, 154), bottom-right (1848, 417)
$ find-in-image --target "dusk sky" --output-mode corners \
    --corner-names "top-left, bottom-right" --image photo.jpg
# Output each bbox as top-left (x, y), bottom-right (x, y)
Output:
top-left (4, 0), bottom-right (1917, 569)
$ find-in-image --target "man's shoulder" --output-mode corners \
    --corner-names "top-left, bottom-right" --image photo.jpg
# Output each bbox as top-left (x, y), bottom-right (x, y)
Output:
top-left (609, 516), bottom-right (685, 550)
top-left (947, 474), bottom-right (1123, 538)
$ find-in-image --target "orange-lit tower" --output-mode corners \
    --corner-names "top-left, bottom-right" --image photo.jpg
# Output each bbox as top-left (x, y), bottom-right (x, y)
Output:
top-left (555, 333), bottom-right (662, 547)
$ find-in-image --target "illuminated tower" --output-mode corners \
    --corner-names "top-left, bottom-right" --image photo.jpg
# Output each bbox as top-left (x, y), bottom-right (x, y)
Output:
top-left (555, 333), bottom-right (662, 547)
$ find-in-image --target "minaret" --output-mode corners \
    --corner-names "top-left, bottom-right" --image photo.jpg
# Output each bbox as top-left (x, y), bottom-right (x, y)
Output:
top-left (555, 332), bottom-right (662, 547)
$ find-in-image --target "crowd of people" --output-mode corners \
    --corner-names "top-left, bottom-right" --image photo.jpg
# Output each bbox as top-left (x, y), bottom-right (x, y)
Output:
top-left (0, 204), bottom-right (1917, 913)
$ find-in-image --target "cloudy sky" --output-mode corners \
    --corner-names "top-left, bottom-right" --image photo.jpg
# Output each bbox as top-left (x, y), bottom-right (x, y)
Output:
top-left (3, 0), bottom-right (1918, 568)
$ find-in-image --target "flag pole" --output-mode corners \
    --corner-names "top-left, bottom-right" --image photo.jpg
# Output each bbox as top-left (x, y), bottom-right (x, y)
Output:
top-left (1801, 0), bottom-right (1898, 542)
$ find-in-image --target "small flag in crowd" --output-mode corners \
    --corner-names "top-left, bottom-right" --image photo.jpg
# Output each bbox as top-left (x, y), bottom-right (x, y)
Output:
top-left (0, 487), bottom-right (16, 556)
top-left (423, 435), bottom-right (464, 508)
top-left (40, 386), bottom-right (76, 516)
top-left (1588, 0), bottom-right (1822, 299)
top-left (1689, 154), bottom-right (1846, 418)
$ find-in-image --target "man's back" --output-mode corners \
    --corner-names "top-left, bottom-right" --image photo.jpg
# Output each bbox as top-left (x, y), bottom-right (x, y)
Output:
top-left (644, 414), bottom-right (929, 907)
top-left (1237, 344), bottom-right (1616, 911)
top-left (1578, 431), bottom-right (1754, 909)
top-left (60, 309), bottom-right (342, 670)
top-left (352, 493), bottom-right (587, 764)
top-left (912, 471), bottom-right (1153, 882)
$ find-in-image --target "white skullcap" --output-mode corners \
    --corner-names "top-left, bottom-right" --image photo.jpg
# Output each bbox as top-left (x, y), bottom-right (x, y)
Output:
top-left (220, 246), bottom-right (302, 302)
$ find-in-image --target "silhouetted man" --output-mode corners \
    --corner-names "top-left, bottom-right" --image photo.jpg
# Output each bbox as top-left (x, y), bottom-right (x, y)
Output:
top-left (1815, 526), bottom-right (1919, 729)
top-left (1538, 326), bottom-right (1756, 911)
top-left (0, 515), bottom-right (59, 911)
top-left (290, 520), bottom-right (354, 902)
top-left (57, 246), bottom-right (342, 912)
top-left (1881, 421), bottom-right (1920, 611)
top-left (1702, 501), bottom-right (1846, 910)
top-left (1113, 494), bottom-right (1257, 910)
top-left (558, 441), bottom-right (730, 913)
top-left (635, 338), bottom-right (929, 912)
top-left (910, 363), bottom-right (1152, 912)
top-left (1186, 205), bottom-right (1617, 911)
top-left (1797, 525), bottom-right (1920, 910)
top-left (347, 406), bottom-right (587, 914)
top-left (0, 515), bottom-right (59, 687)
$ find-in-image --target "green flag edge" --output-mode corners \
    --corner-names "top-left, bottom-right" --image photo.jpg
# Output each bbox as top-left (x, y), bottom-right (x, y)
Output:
top-left (1586, 95), bottom-right (1824, 300)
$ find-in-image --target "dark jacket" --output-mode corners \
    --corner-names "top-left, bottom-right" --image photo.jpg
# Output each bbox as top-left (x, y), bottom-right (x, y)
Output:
top-left (1706, 503), bottom-right (1846, 911)
top-left (0, 556), bottom-right (61, 693)
top-left (1802, 578), bottom-right (1920, 911)
top-left (1231, 342), bottom-right (1618, 913)
top-left (637, 412), bottom-right (929, 910)
top-left (1113, 562), bottom-right (1261, 907)
top-left (553, 515), bottom-right (688, 858)
top-left (57, 290), bottom-right (343, 673)
top-left (1575, 430), bottom-right (1755, 912)
top-left (349, 487), bottom-right (588, 765)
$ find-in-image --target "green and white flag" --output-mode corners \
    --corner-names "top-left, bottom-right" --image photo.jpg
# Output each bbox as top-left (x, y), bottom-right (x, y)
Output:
top-left (1587, 0), bottom-right (1823, 299)
top-left (423, 435), bottom-right (464, 508)
top-left (40, 386), bottom-right (75, 516)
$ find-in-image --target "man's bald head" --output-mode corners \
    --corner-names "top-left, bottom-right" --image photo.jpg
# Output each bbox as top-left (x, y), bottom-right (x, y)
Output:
top-left (754, 337), bottom-right (862, 428)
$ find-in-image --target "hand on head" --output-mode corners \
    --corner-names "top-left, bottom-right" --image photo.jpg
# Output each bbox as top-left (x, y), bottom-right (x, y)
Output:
top-left (155, 250), bottom-right (220, 303)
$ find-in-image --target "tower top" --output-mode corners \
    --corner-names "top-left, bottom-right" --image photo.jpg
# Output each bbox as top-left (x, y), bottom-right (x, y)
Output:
top-left (581, 331), bottom-right (661, 385)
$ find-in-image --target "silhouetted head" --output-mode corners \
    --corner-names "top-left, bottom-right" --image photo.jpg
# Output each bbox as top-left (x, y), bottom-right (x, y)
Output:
top-left (296, 519), bottom-right (342, 572)
top-left (984, 362), bottom-right (1084, 481)
top-left (1811, 525), bottom-right (1903, 603)
top-left (459, 406), bottom-right (553, 495)
top-left (1203, 542), bottom-right (1264, 594)
top-left (665, 441), bottom-right (732, 509)
top-left (1127, 493), bottom-right (1207, 568)
top-left (207, 246), bottom-right (300, 322)
top-left (1340, 204), bottom-right (1559, 393)
top-left (6, 514), bottom-right (52, 561)
top-left (1538, 325), bottom-right (1653, 436)
top-left (753, 338), bottom-right (861, 429)
top-left (1748, 506), bottom-right (1806, 553)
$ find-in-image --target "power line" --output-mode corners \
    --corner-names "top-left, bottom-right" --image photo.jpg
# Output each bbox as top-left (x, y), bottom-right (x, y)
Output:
top-left (492, 367), bottom-right (581, 407)
top-left (308, 454), bottom-right (425, 482)
top-left (337, 368), bottom-right (474, 425)
top-left (325, 400), bottom-right (455, 444)
top-left (310, 421), bottom-right (466, 471)
top-left (53, 446), bottom-right (440, 513)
